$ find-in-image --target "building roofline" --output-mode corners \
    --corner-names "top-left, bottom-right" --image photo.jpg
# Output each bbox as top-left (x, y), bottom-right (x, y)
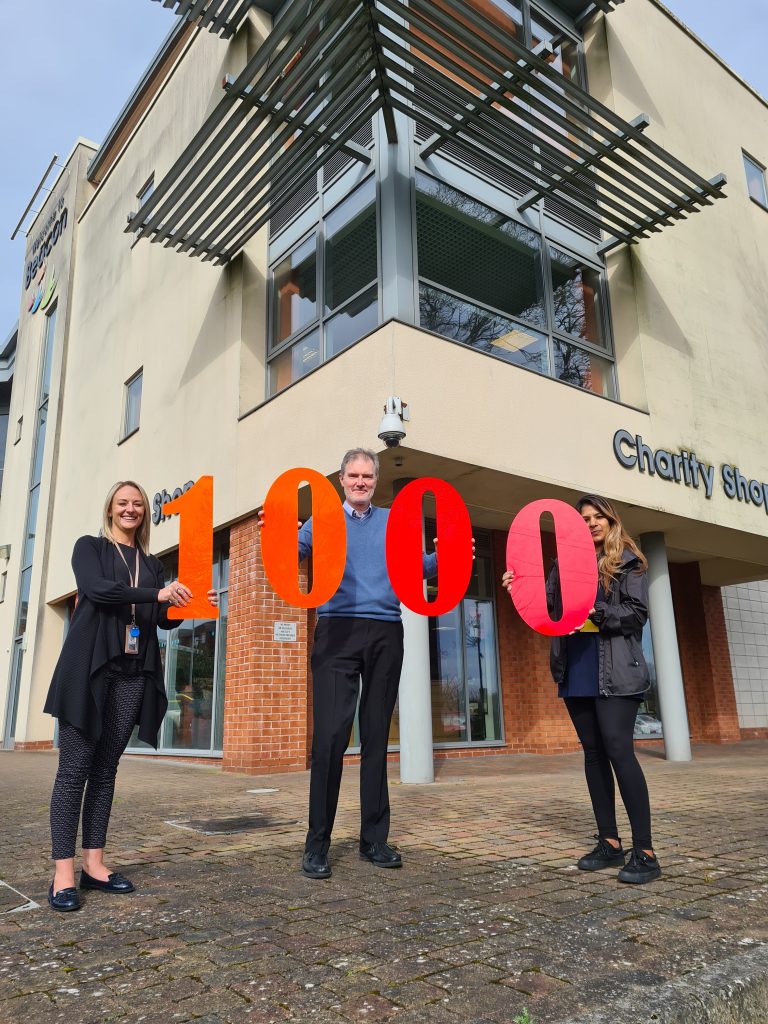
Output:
top-left (23, 139), bottom-right (98, 241)
top-left (87, 19), bottom-right (190, 183)
top-left (649, 0), bottom-right (767, 111)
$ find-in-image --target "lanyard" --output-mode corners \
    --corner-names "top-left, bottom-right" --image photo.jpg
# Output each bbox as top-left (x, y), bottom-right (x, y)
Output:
top-left (114, 544), bottom-right (140, 625)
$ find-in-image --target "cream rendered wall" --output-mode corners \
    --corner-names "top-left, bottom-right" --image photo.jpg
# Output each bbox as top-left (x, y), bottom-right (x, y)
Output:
top-left (594, 0), bottom-right (768, 537)
top-left (0, 143), bottom-right (96, 743)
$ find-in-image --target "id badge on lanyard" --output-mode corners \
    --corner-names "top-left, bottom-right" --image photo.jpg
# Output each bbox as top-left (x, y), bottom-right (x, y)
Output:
top-left (116, 545), bottom-right (141, 655)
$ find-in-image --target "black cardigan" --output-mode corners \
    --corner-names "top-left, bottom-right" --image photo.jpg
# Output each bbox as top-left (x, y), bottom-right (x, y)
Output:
top-left (44, 535), bottom-right (180, 747)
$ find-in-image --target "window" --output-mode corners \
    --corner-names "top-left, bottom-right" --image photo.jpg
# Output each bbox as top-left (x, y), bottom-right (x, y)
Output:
top-left (416, 173), bottom-right (615, 398)
top-left (743, 152), bottom-right (768, 209)
top-left (268, 177), bottom-right (378, 395)
top-left (137, 175), bottom-right (155, 208)
top-left (128, 532), bottom-right (230, 754)
top-left (121, 370), bottom-right (142, 439)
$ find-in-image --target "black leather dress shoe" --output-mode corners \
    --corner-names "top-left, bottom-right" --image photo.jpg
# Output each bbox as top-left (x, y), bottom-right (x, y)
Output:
top-left (302, 851), bottom-right (331, 879)
top-left (48, 882), bottom-right (82, 912)
top-left (79, 868), bottom-right (135, 893)
top-left (359, 842), bottom-right (402, 868)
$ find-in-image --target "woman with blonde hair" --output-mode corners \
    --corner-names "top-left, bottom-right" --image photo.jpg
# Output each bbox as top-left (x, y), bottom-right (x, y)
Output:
top-left (503, 494), bottom-right (660, 884)
top-left (44, 480), bottom-right (215, 911)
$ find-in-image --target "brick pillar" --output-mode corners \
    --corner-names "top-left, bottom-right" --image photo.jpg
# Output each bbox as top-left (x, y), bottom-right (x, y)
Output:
top-left (222, 514), bottom-right (312, 773)
top-left (493, 531), bottom-right (579, 754)
top-left (669, 563), bottom-right (741, 744)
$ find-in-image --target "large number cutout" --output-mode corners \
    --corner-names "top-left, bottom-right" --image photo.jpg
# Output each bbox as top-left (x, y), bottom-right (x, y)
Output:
top-left (163, 475), bottom-right (219, 620)
top-left (505, 499), bottom-right (597, 636)
top-left (386, 477), bottom-right (473, 616)
top-left (261, 468), bottom-right (346, 608)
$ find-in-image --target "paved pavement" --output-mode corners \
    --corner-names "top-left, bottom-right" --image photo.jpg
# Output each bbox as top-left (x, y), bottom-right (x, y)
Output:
top-left (1, 743), bottom-right (767, 1024)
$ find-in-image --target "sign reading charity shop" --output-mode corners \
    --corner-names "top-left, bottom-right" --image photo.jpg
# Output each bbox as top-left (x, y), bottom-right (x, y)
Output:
top-left (613, 430), bottom-right (768, 514)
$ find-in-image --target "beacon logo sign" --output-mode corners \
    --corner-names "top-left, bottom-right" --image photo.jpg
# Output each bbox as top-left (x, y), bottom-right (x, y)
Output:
top-left (24, 197), bottom-right (68, 316)
top-left (27, 261), bottom-right (57, 315)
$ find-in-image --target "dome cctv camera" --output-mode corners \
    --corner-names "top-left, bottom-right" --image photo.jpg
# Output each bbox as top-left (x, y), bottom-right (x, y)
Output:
top-left (378, 396), bottom-right (408, 448)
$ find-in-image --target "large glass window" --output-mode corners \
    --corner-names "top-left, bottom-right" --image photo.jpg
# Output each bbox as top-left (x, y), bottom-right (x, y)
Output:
top-left (416, 173), bottom-right (615, 397)
top-left (268, 177), bottom-right (378, 396)
top-left (128, 532), bottom-right (229, 754)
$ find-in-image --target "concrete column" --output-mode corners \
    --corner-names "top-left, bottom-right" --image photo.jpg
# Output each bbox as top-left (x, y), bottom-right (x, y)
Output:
top-left (398, 604), bottom-right (434, 783)
top-left (392, 477), bottom-right (434, 783)
top-left (641, 532), bottom-right (692, 762)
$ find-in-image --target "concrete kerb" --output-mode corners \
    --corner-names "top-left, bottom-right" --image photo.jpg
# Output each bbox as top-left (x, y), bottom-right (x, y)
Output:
top-left (562, 945), bottom-right (768, 1024)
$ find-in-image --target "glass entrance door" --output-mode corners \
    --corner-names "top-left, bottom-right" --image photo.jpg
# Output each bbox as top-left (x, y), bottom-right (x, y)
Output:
top-left (429, 530), bottom-right (503, 746)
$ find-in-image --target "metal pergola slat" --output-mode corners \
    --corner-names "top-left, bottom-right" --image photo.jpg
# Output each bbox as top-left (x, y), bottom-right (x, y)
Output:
top-left (131, 0), bottom-right (726, 263)
top-left (151, 0), bottom-right (254, 37)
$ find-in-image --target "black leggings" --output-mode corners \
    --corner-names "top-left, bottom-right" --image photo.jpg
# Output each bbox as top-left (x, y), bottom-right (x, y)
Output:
top-left (50, 668), bottom-right (146, 860)
top-left (564, 696), bottom-right (652, 850)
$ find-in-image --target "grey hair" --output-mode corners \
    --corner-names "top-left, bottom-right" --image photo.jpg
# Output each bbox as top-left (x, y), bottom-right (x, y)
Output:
top-left (339, 448), bottom-right (379, 478)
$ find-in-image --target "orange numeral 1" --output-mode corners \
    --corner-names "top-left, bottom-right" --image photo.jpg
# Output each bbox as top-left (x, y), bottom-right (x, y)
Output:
top-left (163, 475), bottom-right (219, 621)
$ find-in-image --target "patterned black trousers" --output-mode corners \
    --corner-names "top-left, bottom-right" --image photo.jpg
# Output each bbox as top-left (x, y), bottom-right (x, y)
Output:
top-left (50, 668), bottom-right (146, 860)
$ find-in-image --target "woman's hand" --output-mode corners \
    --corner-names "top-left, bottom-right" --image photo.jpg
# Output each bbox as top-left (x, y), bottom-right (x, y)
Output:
top-left (501, 569), bottom-right (515, 594)
top-left (207, 589), bottom-right (219, 607)
top-left (159, 581), bottom-right (192, 607)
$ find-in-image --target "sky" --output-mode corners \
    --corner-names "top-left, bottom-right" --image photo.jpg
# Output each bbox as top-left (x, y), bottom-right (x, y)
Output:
top-left (0, 0), bottom-right (767, 334)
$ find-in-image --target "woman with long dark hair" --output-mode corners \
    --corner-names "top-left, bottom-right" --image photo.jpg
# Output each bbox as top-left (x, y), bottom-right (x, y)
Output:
top-left (503, 494), bottom-right (660, 884)
top-left (44, 480), bottom-right (216, 912)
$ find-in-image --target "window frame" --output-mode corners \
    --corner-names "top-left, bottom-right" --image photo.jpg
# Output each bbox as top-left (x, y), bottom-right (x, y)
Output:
top-left (413, 169), bottom-right (617, 399)
top-left (266, 173), bottom-right (381, 397)
top-left (120, 368), bottom-right (143, 442)
top-left (743, 151), bottom-right (768, 210)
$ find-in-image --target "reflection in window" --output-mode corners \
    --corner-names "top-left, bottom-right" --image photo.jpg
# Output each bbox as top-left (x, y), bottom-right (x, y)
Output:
top-left (268, 178), bottom-right (378, 396)
top-left (416, 174), bottom-right (547, 329)
top-left (554, 339), bottom-right (615, 398)
top-left (416, 173), bottom-right (614, 397)
top-left (428, 532), bottom-right (502, 745)
top-left (550, 247), bottom-right (605, 347)
top-left (273, 235), bottom-right (317, 347)
top-left (743, 152), bottom-right (768, 208)
top-left (132, 533), bottom-right (229, 753)
top-left (326, 286), bottom-right (378, 357)
top-left (269, 329), bottom-right (321, 396)
top-left (420, 285), bottom-right (549, 374)
top-left (325, 184), bottom-right (377, 313)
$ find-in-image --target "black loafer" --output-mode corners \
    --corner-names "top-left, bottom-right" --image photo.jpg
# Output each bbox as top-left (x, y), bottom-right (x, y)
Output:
top-left (359, 842), bottom-right (402, 868)
top-left (79, 868), bottom-right (135, 893)
top-left (48, 882), bottom-right (82, 912)
top-left (302, 851), bottom-right (331, 879)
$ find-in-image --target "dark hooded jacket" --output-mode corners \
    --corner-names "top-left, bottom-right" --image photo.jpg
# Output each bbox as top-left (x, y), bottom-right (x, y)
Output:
top-left (548, 548), bottom-right (650, 697)
top-left (44, 535), bottom-right (179, 746)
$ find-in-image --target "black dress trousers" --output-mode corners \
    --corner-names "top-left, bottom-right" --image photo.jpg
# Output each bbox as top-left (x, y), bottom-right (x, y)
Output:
top-left (305, 616), bottom-right (404, 855)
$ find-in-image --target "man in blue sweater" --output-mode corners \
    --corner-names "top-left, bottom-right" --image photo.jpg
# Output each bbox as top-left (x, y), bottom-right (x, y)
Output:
top-left (299, 448), bottom-right (437, 879)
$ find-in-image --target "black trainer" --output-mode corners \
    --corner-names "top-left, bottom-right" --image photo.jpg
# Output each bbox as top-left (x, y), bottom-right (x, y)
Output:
top-left (577, 835), bottom-right (626, 871)
top-left (618, 848), bottom-right (661, 884)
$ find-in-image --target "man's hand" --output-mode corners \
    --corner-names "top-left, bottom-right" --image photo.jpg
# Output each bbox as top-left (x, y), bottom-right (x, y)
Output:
top-left (432, 537), bottom-right (476, 559)
top-left (257, 508), bottom-right (301, 530)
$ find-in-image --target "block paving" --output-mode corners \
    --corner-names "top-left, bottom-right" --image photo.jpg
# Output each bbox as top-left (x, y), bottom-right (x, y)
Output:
top-left (1, 742), bottom-right (767, 1023)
